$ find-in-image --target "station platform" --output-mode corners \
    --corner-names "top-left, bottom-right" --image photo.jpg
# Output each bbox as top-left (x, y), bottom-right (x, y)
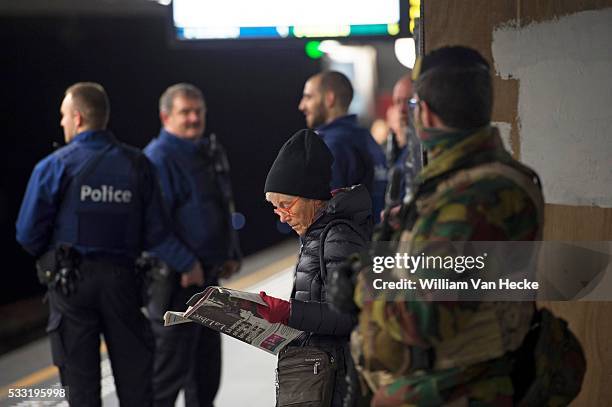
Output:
top-left (0, 240), bottom-right (299, 406)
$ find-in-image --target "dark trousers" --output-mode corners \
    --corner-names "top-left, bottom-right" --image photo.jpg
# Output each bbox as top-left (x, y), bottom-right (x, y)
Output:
top-left (149, 285), bottom-right (221, 407)
top-left (47, 261), bottom-right (154, 406)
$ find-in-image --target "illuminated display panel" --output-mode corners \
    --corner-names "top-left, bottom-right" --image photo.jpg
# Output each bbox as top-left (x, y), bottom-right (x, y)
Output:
top-left (172, 0), bottom-right (402, 40)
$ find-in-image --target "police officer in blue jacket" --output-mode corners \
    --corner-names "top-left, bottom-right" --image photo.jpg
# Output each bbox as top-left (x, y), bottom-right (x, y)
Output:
top-left (298, 71), bottom-right (375, 207)
top-left (16, 82), bottom-right (193, 406)
top-left (144, 83), bottom-right (242, 407)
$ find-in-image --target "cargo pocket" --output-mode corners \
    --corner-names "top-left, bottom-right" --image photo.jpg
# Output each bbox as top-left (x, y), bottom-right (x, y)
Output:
top-left (46, 308), bottom-right (66, 367)
top-left (276, 346), bottom-right (336, 407)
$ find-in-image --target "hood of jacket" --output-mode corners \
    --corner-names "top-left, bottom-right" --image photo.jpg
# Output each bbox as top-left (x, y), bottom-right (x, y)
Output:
top-left (309, 184), bottom-right (373, 238)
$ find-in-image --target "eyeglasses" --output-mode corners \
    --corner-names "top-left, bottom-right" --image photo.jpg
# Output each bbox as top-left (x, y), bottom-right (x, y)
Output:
top-left (273, 196), bottom-right (300, 217)
top-left (408, 97), bottom-right (420, 111)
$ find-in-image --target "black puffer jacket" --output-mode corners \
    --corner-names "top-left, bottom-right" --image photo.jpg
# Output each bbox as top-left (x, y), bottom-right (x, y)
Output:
top-left (288, 184), bottom-right (372, 337)
top-left (286, 185), bottom-right (371, 407)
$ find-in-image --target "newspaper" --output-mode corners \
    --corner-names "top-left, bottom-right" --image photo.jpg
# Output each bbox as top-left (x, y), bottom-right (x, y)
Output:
top-left (164, 286), bottom-right (305, 355)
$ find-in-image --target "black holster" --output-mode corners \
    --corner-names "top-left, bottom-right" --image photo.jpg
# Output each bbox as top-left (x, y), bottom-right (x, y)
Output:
top-left (36, 245), bottom-right (81, 296)
top-left (144, 258), bottom-right (176, 321)
top-left (36, 250), bottom-right (57, 285)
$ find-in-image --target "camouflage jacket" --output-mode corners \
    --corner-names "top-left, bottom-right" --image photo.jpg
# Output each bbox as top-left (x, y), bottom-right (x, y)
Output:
top-left (353, 126), bottom-right (546, 406)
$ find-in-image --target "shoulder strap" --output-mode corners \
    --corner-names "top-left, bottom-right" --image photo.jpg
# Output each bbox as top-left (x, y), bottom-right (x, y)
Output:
top-left (318, 219), bottom-right (366, 287)
top-left (209, 135), bottom-right (242, 261)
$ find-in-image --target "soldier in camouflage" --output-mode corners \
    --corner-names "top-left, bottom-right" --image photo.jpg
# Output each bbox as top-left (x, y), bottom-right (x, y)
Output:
top-left (347, 46), bottom-right (585, 406)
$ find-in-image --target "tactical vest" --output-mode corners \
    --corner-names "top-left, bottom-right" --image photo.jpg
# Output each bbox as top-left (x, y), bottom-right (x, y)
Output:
top-left (52, 142), bottom-right (144, 258)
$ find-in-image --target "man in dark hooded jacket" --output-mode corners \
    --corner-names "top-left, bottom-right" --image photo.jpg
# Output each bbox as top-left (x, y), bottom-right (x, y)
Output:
top-left (259, 129), bottom-right (372, 407)
top-left (298, 71), bottom-right (374, 200)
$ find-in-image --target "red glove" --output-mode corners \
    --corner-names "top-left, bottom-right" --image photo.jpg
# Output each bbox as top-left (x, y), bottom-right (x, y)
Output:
top-left (257, 291), bottom-right (290, 325)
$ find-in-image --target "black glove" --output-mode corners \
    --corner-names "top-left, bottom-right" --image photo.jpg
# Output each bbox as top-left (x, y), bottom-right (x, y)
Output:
top-left (327, 254), bottom-right (363, 314)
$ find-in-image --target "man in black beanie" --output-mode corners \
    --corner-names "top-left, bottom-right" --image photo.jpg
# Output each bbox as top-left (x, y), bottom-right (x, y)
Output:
top-left (259, 129), bottom-right (372, 407)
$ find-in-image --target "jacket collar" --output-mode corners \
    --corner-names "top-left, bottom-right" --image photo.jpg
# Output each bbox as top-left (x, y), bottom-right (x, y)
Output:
top-left (305, 185), bottom-right (372, 236)
top-left (316, 114), bottom-right (357, 133)
top-left (158, 129), bottom-right (208, 154)
top-left (417, 126), bottom-right (508, 184)
top-left (71, 130), bottom-right (116, 145)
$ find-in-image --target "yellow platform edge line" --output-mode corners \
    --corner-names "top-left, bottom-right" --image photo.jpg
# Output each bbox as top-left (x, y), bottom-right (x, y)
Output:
top-left (0, 365), bottom-right (59, 397)
top-left (0, 342), bottom-right (109, 398)
top-left (0, 254), bottom-right (295, 398)
top-left (224, 254), bottom-right (296, 291)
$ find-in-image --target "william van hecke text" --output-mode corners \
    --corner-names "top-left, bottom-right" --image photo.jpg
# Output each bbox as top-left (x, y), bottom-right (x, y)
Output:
top-left (372, 278), bottom-right (539, 290)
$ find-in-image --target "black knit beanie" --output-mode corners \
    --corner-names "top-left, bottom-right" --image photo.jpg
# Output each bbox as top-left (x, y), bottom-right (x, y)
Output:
top-left (264, 129), bottom-right (333, 200)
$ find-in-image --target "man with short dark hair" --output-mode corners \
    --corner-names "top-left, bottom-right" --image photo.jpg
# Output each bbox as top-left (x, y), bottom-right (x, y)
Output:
top-left (346, 46), bottom-right (584, 405)
top-left (413, 49), bottom-right (493, 129)
top-left (16, 82), bottom-right (191, 406)
top-left (63, 82), bottom-right (111, 131)
top-left (299, 71), bottom-right (374, 194)
top-left (144, 82), bottom-right (241, 407)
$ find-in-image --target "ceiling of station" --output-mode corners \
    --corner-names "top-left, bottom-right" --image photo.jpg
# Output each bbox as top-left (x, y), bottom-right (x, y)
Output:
top-left (0, 0), bottom-right (167, 17)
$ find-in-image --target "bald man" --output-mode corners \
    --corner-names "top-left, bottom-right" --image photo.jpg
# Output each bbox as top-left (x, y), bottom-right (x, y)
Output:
top-left (386, 74), bottom-right (413, 162)
top-left (386, 73), bottom-right (423, 202)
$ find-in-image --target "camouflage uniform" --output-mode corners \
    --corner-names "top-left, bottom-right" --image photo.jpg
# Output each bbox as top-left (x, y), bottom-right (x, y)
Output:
top-left (353, 126), bottom-right (557, 406)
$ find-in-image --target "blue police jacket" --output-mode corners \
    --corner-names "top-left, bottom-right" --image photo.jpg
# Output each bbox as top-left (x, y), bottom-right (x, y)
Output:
top-left (316, 114), bottom-right (374, 193)
top-left (144, 129), bottom-right (238, 267)
top-left (16, 130), bottom-right (192, 269)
